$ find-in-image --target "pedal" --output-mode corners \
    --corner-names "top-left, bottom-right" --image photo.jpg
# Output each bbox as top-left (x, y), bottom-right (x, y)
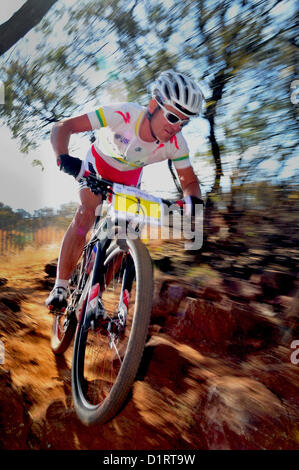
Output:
top-left (48, 305), bottom-right (66, 316)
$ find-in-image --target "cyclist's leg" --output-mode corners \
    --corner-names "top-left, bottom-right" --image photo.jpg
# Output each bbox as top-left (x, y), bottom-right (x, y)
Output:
top-left (46, 187), bottom-right (102, 309)
top-left (46, 146), bottom-right (142, 310)
top-left (56, 188), bottom-right (102, 282)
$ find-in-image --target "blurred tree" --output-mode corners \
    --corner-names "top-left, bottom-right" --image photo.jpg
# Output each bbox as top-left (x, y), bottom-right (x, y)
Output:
top-left (33, 207), bottom-right (55, 219)
top-left (220, 11), bottom-right (298, 206)
top-left (15, 208), bottom-right (32, 219)
top-left (0, 0), bottom-right (297, 194)
top-left (57, 202), bottom-right (77, 218)
top-left (121, 0), bottom-right (297, 193)
top-left (0, 203), bottom-right (17, 229)
top-left (0, 0), bottom-right (57, 56)
top-left (0, 0), bottom-right (144, 154)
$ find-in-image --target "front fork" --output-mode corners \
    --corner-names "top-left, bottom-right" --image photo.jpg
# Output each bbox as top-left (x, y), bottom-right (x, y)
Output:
top-left (85, 239), bottom-right (135, 336)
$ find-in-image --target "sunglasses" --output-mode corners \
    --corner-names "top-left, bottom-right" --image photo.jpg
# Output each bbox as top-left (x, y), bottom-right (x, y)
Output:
top-left (155, 98), bottom-right (190, 127)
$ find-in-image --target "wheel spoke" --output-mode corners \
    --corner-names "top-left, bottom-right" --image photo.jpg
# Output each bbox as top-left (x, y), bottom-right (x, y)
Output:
top-left (78, 248), bottom-right (136, 406)
top-left (72, 237), bottom-right (153, 425)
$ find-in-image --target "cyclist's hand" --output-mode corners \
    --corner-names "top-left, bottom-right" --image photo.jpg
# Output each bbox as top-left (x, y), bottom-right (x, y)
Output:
top-left (58, 154), bottom-right (85, 181)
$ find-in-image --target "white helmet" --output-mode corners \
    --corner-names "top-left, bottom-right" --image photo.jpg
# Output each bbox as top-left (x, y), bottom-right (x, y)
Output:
top-left (152, 70), bottom-right (203, 117)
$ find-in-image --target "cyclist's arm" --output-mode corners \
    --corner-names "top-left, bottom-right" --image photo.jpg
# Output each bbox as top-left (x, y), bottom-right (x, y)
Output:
top-left (50, 114), bottom-right (92, 161)
top-left (176, 166), bottom-right (202, 198)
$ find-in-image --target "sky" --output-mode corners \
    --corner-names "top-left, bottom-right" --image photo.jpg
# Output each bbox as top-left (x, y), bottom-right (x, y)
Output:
top-left (0, 1), bottom-right (81, 213)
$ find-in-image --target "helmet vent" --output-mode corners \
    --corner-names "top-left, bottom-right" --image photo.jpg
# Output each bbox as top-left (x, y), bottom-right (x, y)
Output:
top-left (164, 83), bottom-right (171, 100)
top-left (184, 86), bottom-right (189, 105)
top-left (152, 69), bottom-right (203, 116)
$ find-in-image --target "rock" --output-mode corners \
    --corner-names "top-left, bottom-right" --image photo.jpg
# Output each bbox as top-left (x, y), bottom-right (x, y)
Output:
top-left (201, 286), bottom-right (223, 302)
top-left (0, 278), bottom-right (8, 288)
top-left (170, 297), bottom-right (236, 346)
top-left (143, 336), bottom-right (194, 392)
top-left (243, 347), bottom-right (299, 407)
top-left (151, 281), bottom-right (188, 321)
top-left (249, 273), bottom-right (262, 284)
top-left (261, 269), bottom-right (296, 297)
top-left (230, 302), bottom-right (278, 345)
top-left (0, 368), bottom-right (32, 449)
top-left (28, 400), bottom-right (77, 450)
top-left (37, 278), bottom-right (55, 289)
top-left (272, 295), bottom-right (294, 310)
top-left (250, 301), bottom-right (276, 317)
top-left (0, 289), bottom-right (28, 333)
top-left (166, 290), bottom-right (278, 352)
top-left (153, 256), bottom-right (175, 273)
top-left (196, 376), bottom-right (292, 449)
top-left (44, 261), bottom-right (57, 278)
top-left (0, 295), bottom-right (21, 313)
top-left (223, 277), bottom-right (262, 302)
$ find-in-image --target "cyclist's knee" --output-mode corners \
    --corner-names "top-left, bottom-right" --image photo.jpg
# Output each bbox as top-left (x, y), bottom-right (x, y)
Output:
top-left (70, 188), bottom-right (102, 237)
top-left (72, 204), bottom-right (96, 237)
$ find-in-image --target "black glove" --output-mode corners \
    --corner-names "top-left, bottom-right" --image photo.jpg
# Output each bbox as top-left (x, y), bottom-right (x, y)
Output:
top-left (58, 154), bottom-right (84, 180)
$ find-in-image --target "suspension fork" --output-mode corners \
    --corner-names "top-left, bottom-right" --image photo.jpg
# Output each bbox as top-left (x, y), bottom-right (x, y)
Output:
top-left (117, 254), bottom-right (135, 326)
top-left (83, 235), bottom-right (111, 320)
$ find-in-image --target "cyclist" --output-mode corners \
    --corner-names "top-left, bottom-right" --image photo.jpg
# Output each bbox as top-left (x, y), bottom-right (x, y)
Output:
top-left (46, 70), bottom-right (204, 311)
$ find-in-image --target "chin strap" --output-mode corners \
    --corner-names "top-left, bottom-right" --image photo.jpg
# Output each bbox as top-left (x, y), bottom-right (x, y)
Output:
top-left (146, 110), bottom-right (159, 143)
top-left (168, 159), bottom-right (183, 196)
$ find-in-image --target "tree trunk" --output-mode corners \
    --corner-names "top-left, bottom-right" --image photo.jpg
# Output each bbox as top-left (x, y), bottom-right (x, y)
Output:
top-left (0, 0), bottom-right (57, 56)
top-left (205, 70), bottom-right (226, 192)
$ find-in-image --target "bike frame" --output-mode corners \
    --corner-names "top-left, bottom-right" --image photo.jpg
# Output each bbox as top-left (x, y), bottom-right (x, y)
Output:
top-left (71, 194), bottom-right (137, 329)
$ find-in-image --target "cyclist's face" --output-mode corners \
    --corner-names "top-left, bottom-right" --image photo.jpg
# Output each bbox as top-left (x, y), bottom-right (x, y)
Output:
top-left (151, 103), bottom-right (190, 142)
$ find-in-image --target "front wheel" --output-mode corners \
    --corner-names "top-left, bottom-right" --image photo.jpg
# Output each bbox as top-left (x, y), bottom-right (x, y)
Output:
top-left (72, 236), bottom-right (153, 425)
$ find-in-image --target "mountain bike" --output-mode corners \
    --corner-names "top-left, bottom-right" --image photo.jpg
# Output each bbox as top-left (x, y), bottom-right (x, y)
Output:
top-left (50, 168), bottom-right (203, 426)
top-left (50, 170), bottom-right (167, 425)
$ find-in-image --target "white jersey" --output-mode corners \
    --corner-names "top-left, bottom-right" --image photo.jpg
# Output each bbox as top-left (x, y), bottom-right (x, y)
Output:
top-left (87, 102), bottom-right (191, 172)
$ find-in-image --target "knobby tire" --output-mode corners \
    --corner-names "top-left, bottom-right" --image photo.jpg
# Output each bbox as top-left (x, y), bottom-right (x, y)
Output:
top-left (72, 236), bottom-right (153, 425)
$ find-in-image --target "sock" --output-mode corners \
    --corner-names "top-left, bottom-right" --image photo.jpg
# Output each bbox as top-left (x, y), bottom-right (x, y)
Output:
top-left (54, 279), bottom-right (69, 290)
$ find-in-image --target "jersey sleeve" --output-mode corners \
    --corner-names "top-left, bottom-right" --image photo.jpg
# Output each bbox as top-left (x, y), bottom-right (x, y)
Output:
top-left (168, 133), bottom-right (192, 170)
top-left (87, 103), bottom-right (130, 130)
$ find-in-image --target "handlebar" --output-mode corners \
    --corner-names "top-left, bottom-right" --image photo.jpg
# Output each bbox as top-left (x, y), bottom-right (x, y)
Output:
top-left (58, 153), bottom-right (204, 212)
top-left (81, 169), bottom-right (182, 209)
top-left (81, 169), bottom-right (114, 196)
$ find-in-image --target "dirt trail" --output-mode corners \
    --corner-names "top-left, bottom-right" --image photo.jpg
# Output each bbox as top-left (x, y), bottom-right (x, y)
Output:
top-left (1, 245), bottom-right (196, 450)
top-left (0, 242), bottom-right (298, 450)
top-left (0, 247), bottom-right (73, 421)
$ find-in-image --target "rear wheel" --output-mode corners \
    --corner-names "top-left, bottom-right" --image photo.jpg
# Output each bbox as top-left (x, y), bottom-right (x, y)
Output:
top-left (72, 236), bottom-right (153, 425)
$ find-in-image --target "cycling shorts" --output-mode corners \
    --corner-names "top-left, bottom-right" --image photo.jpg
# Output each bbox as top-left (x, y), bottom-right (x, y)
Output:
top-left (79, 144), bottom-right (143, 192)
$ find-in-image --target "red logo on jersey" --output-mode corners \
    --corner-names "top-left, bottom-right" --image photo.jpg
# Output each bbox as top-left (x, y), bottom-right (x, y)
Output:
top-left (153, 143), bottom-right (165, 154)
top-left (115, 111), bottom-right (130, 123)
top-left (170, 135), bottom-right (179, 150)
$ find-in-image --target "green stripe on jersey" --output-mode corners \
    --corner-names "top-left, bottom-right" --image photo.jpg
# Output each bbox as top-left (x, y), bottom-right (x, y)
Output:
top-left (95, 108), bottom-right (107, 127)
top-left (172, 154), bottom-right (189, 162)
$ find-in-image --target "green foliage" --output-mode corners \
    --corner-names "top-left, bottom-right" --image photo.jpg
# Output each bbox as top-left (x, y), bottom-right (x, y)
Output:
top-left (0, 200), bottom-right (76, 226)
